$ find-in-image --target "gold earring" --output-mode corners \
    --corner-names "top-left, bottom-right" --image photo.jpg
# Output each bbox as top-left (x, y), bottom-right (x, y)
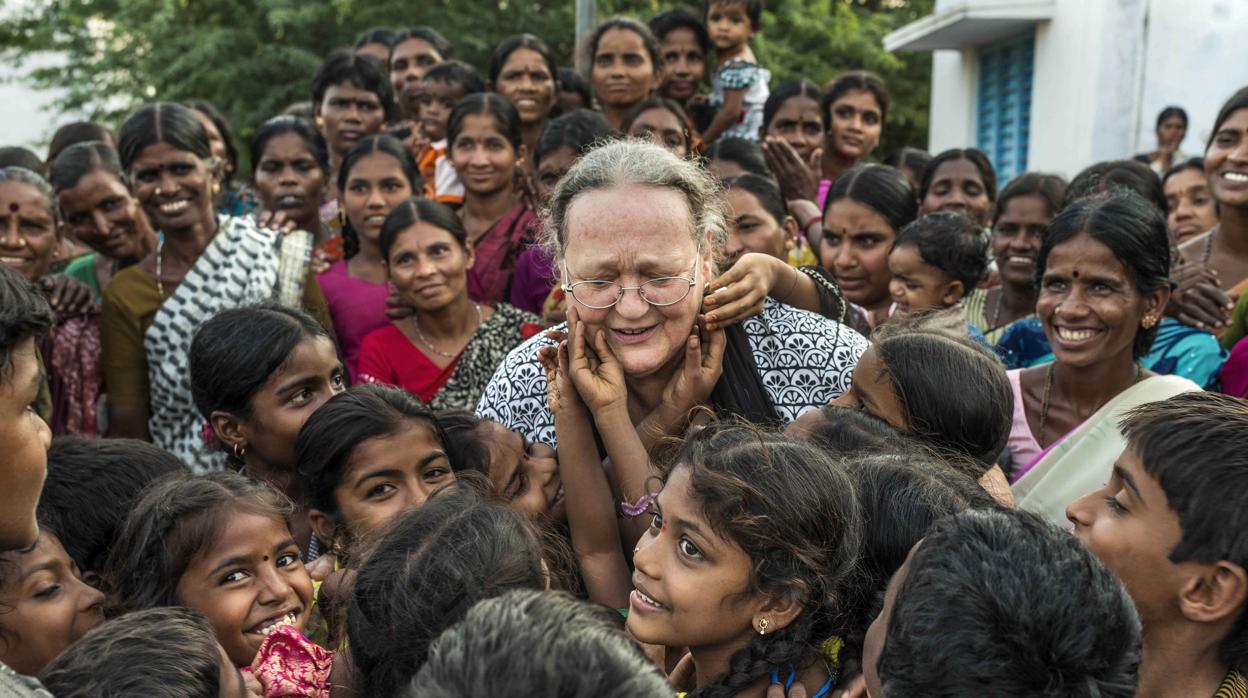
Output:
top-left (212, 182), bottom-right (221, 195)
top-left (758, 618), bottom-right (769, 635)
top-left (233, 442), bottom-right (246, 460)
top-left (315, 116), bottom-right (325, 129)
top-left (1141, 314), bottom-right (1159, 329)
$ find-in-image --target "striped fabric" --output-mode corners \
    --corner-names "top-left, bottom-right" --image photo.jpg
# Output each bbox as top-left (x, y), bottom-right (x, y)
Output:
top-left (1217, 671), bottom-right (1248, 698)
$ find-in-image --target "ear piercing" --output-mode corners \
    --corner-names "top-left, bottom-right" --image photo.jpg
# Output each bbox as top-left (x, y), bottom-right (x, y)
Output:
top-left (758, 618), bottom-right (769, 635)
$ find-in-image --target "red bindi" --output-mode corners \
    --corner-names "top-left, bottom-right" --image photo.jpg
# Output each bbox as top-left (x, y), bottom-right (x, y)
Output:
top-left (7, 203), bottom-right (16, 213)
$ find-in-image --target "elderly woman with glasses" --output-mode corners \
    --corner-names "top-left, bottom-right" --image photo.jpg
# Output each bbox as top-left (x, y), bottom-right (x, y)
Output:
top-left (477, 140), bottom-right (869, 450)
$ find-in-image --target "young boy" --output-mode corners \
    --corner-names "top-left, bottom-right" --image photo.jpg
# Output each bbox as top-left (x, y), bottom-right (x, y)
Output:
top-left (702, 0), bottom-right (770, 144)
top-left (1068, 392), bottom-right (1248, 697)
top-left (0, 263), bottom-right (56, 694)
top-left (864, 507), bottom-right (1141, 697)
top-left (416, 60), bottom-right (486, 206)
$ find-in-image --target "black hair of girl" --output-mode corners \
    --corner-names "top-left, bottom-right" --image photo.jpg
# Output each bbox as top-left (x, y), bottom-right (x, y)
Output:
top-left (188, 303), bottom-right (332, 454)
top-left (392, 26), bottom-right (454, 61)
top-left (433, 410), bottom-right (494, 480)
top-left (993, 171), bottom-right (1068, 226)
top-left (1156, 105), bottom-right (1188, 130)
top-left (534, 109), bottom-right (613, 167)
top-left (337, 134), bottom-right (423, 260)
top-left (702, 0), bottom-right (764, 30)
top-left (871, 328), bottom-right (1013, 471)
top-left (840, 453), bottom-right (994, 646)
top-left (248, 115), bottom-right (330, 180)
top-left (557, 68), bottom-right (594, 109)
top-left (648, 8), bottom-right (711, 54)
top-left (489, 34), bottom-right (559, 92)
top-left (379, 197), bottom-right (469, 262)
top-left (0, 148), bottom-right (44, 173)
top-left (354, 27), bottom-right (398, 51)
top-left (183, 99), bottom-right (238, 185)
top-left (1065, 159), bottom-right (1166, 214)
top-left (723, 173), bottom-right (788, 228)
top-left (102, 471), bottom-right (292, 615)
top-left (762, 79), bottom-right (822, 133)
top-left (347, 486), bottom-right (548, 697)
top-left (704, 137), bottom-right (771, 178)
top-left (1208, 86), bottom-right (1248, 151)
top-left (48, 141), bottom-right (125, 194)
top-left (1038, 190), bottom-right (1171, 359)
top-left (883, 147), bottom-right (932, 177)
top-left (620, 97), bottom-right (694, 154)
top-left (586, 17), bottom-right (661, 73)
top-left (1161, 157), bottom-right (1206, 189)
top-left (47, 121), bottom-right (114, 168)
top-left (918, 148), bottom-right (998, 205)
top-left (117, 103), bottom-right (213, 171)
top-left (0, 264), bottom-right (52, 377)
top-left (422, 60), bottom-right (486, 97)
top-left (447, 93), bottom-right (524, 154)
top-left (294, 384), bottom-right (485, 521)
top-left (894, 211), bottom-right (989, 293)
top-left (824, 163), bottom-right (917, 229)
top-left (821, 71), bottom-right (890, 130)
top-left (310, 49), bottom-right (399, 125)
top-left (666, 422), bottom-right (861, 698)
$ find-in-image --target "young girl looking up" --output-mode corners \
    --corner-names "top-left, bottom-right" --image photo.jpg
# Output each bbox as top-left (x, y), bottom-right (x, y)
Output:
top-left (295, 384), bottom-right (484, 562)
top-left (356, 197), bottom-right (540, 410)
top-left (317, 134), bottom-right (422, 382)
top-left (189, 303), bottom-right (346, 557)
top-left (887, 211), bottom-right (989, 319)
top-left (0, 530), bottom-right (104, 676)
top-left (449, 93), bottom-right (539, 305)
top-left (703, 0), bottom-right (770, 145)
top-left (104, 472), bottom-right (316, 669)
top-left (629, 423), bottom-right (861, 696)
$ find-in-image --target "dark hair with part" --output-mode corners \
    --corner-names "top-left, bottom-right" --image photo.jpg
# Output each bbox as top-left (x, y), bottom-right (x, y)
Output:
top-left (824, 164), bottom-right (917, 230)
top-left (1065, 159), bottom-right (1166, 214)
top-left (704, 0), bottom-right (764, 30)
top-left (0, 147), bottom-right (44, 173)
top-left (894, 211), bottom-right (989, 294)
top-left (1119, 392), bottom-right (1248, 672)
top-left (183, 99), bottom-right (238, 183)
top-left (763, 79), bottom-right (822, 133)
top-left (38, 437), bottom-right (188, 575)
top-left (0, 264), bottom-right (53, 380)
top-left (117, 103), bottom-right (213, 171)
top-left (723, 173), bottom-right (788, 227)
top-left (1161, 157), bottom-right (1206, 190)
top-left (883, 148), bottom-right (931, 178)
top-left (489, 34), bottom-right (558, 92)
top-left (423, 60), bottom-right (486, 96)
top-left (409, 589), bottom-right (672, 698)
top-left (665, 423), bottom-right (860, 698)
top-left (337, 134), bottom-right (423, 259)
top-left (1156, 105), bottom-right (1188, 130)
top-left (586, 17), bottom-right (661, 73)
top-left (355, 27), bottom-right (397, 51)
top-left (918, 148), bottom-right (997, 205)
top-left (392, 27), bottom-right (453, 61)
top-left (822, 71), bottom-right (890, 130)
top-left (380, 197), bottom-right (469, 262)
top-left (648, 8), bottom-right (710, 54)
top-left (557, 67), bottom-right (594, 110)
top-left (447, 93), bottom-right (524, 155)
top-left (103, 471), bottom-right (294, 614)
top-left (993, 172), bottom-right (1067, 226)
top-left (880, 508), bottom-right (1141, 697)
top-left (535, 109), bottom-right (613, 167)
top-left (40, 606), bottom-right (224, 698)
top-left (48, 141), bottom-right (125, 194)
top-left (248, 115), bottom-right (330, 179)
top-left (1208, 87), bottom-right (1248, 151)
top-left (348, 487), bottom-right (548, 697)
top-left (705, 137), bottom-right (771, 178)
top-left (621, 97), bottom-right (694, 155)
top-left (310, 49), bottom-right (398, 124)
top-left (806, 405), bottom-right (921, 459)
top-left (47, 122), bottom-right (115, 167)
top-left (1038, 191), bottom-right (1172, 358)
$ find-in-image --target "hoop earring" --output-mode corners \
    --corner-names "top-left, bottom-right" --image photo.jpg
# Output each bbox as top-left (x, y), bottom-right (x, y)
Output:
top-left (233, 442), bottom-right (246, 460)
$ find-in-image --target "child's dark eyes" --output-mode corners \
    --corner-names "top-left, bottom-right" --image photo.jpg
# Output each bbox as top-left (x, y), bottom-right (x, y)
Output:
top-left (423, 467), bottom-right (452, 482)
top-left (678, 538), bottom-right (703, 559)
top-left (648, 510), bottom-right (664, 531)
top-left (366, 483), bottom-right (396, 499)
top-left (33, 583), bottom-right (62, 600)
top-left (221, 570), bottom-right (249, 585)
top-left (276, 553), bottom-right (300, 568)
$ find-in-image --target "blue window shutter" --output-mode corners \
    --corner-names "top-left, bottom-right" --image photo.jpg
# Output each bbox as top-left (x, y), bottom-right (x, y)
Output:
top-left (977, 32), bottom-right (1034, 183)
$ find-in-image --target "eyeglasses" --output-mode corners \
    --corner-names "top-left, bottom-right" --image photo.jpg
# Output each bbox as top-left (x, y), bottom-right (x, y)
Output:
top-left (561, 259), bottom-right (699, 310)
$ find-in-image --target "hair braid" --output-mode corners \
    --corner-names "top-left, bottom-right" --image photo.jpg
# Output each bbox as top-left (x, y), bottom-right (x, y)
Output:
top-left (690, 611), bottom-right (819, 698)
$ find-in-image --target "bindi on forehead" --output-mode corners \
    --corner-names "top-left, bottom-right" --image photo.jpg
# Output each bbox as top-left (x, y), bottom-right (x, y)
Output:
top-left (8, 202), bottom-right (17, 213)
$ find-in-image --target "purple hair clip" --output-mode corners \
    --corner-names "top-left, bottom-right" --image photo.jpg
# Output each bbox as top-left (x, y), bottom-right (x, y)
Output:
top-left (200, 421), bottom-right (217, 448)
top-left (621, 492), bottom-right (658, 518)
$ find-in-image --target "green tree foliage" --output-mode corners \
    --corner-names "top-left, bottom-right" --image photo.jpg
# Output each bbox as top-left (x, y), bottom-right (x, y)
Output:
top-left (1, 0), bottom-right (931, 157)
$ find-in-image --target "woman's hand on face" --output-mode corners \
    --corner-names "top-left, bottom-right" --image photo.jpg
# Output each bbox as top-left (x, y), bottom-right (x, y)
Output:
top-left (763, 137), bottom-right (819, 202)
top-left (40, 274), bottom-right (93, 314)
top-left (702, 252), bottom-right (783, 329)
top-left (310, 247), bottom-right (337, 275)
top-left (537, 339), bottom-right (584, 415)
top-left (566, 306), bottom-right (629, 413)
top-left (661, 324), bottom-right (726, 413)
top-left (256, 209), bottom-right (298, 236)
top-left (383, 288), bottom-right (416, 321)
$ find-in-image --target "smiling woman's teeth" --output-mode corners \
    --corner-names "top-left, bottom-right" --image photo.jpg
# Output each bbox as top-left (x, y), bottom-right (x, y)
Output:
top-left (615, 328), bottom-right (649, 335)
top-left (253, 611), bottom-right (298, 637)
top-left (1057, 327), bottom-right (1096, 342)
top-left (1008, 256), bottom-right (1033, 264)
top-left (159, 200), bottom-right (189, 214)
top-left (636, 589), bottom-right (663, 608)
top-left (1226, 172), bottom-right (1248, 183)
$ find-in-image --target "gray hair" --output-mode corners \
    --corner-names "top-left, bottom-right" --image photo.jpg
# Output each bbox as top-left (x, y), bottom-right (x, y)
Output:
top-left (0, 166), bottom-right (57, 220)
top-left (542, 138), bottom-right (726, 262)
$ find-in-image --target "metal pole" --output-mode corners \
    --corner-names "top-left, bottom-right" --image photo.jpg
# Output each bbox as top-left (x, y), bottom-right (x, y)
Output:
top-left (574, 0), bottom-right (596, 73)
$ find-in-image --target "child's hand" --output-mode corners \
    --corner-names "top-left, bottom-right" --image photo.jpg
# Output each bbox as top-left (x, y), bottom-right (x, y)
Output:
top-left (661, 324), bottom-right (726, 414)
top-left (701, 253), bottom-right (785, 329)
top-left (566, 306), bottom-right (628, 413)
top-left (310, 246), bottom-right (337, 275)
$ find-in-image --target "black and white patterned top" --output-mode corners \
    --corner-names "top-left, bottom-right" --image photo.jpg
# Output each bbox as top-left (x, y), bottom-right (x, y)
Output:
top-left (475, 299), bottom-right (870, 446)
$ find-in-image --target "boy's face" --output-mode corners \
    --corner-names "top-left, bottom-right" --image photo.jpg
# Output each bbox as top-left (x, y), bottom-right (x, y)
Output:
top-left (706, 2), bottom-right (756, 52)
top-left (419, 80), bottom-right (466, 142)
top-left (0, 337), bottom-right (51, 552)
top-left (1067, 447), bottom-right (1186, 624)
top-left (887, 243), bottom-right (963, 316)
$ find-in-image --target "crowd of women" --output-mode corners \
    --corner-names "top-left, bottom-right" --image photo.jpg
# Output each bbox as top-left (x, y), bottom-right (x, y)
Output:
top-left (3, 0), bottom-right (1248, 695)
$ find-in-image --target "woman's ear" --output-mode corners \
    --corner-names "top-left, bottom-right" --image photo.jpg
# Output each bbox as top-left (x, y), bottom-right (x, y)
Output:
top-left (210, 411), bottom-right (246, 454)
top-left (1145, 284), bottom-right (1172, 321)
top-left (516, 143), bottom-right (529, 168)
top-left (463, 239), bottom-right (476, 271)
top-left (307, 509), bottom-right (336, 548)
top-left (782, 215), bottom-right (800, 246)
top-left (753, 589), bottom-right (807, 635)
